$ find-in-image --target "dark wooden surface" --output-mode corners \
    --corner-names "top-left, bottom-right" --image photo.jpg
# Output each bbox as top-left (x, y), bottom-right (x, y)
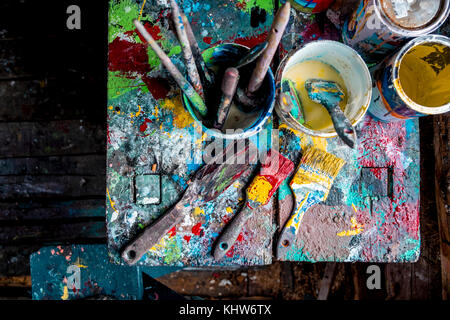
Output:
top-left (0, 0), bottom-right (448, 299)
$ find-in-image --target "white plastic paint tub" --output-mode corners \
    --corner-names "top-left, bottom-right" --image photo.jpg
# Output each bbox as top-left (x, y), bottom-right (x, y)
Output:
top-left (275, 40), bottom-right (373, 138)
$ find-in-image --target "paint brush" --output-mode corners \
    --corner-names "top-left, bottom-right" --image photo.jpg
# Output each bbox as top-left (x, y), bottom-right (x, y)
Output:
top-left (133, 19), bottom-right (208, 117)
top-left (280, 79), bottom-right (305, 124)
top-left (305, 79), bottom-right (357, 148)
top-left (170, 0), bottom-right (204, 99)
top-left (180, 11), bottom-right (214, 89)
top-left (213, 67), bottom-right (240, 131)
top-left (246, 1), bottom-right (291, 95)
top-left (276, 147), bottom-right (346, 259)
top-left (213, 149), bottom-right (295, 261)
top-left (121, 140), bottom-right (257, 265)
top-left (235, 41), bottom-right (268, 69)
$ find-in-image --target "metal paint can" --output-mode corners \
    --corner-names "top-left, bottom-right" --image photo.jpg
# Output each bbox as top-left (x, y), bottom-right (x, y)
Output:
top-left (275, 40), bottom-right (372, 138)
top-left (287, 0), bottom-right (335, 13)
top-left (182, 43), bottom-right (276, 140)
top-left (342, 0), bottom-right (450, 64)
top-left (368, 34), bottom-right (450, 122)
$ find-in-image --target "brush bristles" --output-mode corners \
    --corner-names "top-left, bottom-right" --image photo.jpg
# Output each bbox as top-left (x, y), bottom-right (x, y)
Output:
top-left (291, 147), bottom-right (346, 189)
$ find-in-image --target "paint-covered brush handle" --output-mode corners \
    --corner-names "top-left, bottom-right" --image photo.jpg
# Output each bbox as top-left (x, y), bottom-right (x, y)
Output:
top-left (214, 68), bottom-right (240, 130)
top-left (247, 1), bottom-right (291, 94)
top-left (327, 104), bottom-right (357, 149)
top-left (133, 19), bottom-right (208, 117)
top-left (180, 11), bottom-right (213, 88)
top-left (212, 204), bottom-right (254, 260)
top-left (170, 0), bottom-right (204, 98)
top-left (121, 201), bottom-right (188, 265)
top-left (276, 192), bottom-right (320, 260)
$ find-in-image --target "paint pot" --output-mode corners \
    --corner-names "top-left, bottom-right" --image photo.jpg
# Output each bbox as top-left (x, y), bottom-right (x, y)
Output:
top-left (275, 40), bottom-right (372, 138)
top-left (342, 0), bottom-right (450, 64)
top-left (182, 43), bottom-right (276, 140)
top-left (368, 34), bottom-right (450, 122)
top-left (287, 0), bottom-right (335, 13)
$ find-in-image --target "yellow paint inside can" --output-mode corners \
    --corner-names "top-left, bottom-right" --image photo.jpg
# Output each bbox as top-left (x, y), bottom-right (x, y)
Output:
top-left (283, 60), bottom-right (348, 131)
top-left (247, 175), bottom-right (273, 205)
top-left (399, 42), bottom-right (450, 107)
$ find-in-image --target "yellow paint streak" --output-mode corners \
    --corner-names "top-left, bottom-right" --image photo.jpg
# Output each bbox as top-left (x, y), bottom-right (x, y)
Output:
top-left (106, 188), bottom-right (118, 213)
top-left (138, 0), bottom-right (147, 21)
top-left (247, 176), bottom-right (273, 205)
top-left (150, 237), bottom-right (166, 252)
top-left (194, 207), bottom-right (205, 216)
top-left (337, 217), bottom-right (364, 237)
top-left (161, 96), bottom-right (195, 128)
top-left (226, 207), bottom-right (233, 214)
top-left (61, 286), bottom-right (69, 300)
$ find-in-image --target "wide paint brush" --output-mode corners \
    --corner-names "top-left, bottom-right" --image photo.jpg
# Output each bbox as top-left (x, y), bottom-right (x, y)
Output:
top-left (170, 0), bottom-right (204, 98)
top-left (213, 149), bottom-right (295, 261)
top-left (133, 19), bottom-right (208, 117)
top-left (305, 79), bottom-right (357, 149)
top-left (213, 67), bottom-right (240, 131)
top-left (121, 140), bottom-right (257, 265)
top-left (276, 147), bottom-right (346, 259)
top-left (180, 11), bottom-right (214, 89)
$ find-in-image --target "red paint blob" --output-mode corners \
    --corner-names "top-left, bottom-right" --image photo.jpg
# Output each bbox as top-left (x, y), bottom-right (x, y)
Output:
top-left (203, 36), bottom-right (212, 44)
top-left (142, 76), bottom-right (171, 100)
top-left (233, 31), bottom-right (268, 49)
top-left (139, 118), bottom-right (152, 132)
top-left (191, 222), bottom-right (203, 236)
top-left (108, 38), bottom-right (151, 74)
top-left (183, 235), bottom-right (191, 243)
top-left (168, 226), bottom-right (176, 237)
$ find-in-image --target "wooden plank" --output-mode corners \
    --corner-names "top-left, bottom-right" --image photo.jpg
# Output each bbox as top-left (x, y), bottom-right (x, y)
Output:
top-left (0, 276), bottom-right (31, 287)
top-left (0, 175), bottom-right (105, 200)
top-left (434, 114), bottom-right (450, 300)
top-left (0, 199), bottom-right (105, 220)
top-left (0, 79), bottom-right (106, 122)
top-left (385, 264), bottom-right (412, 300)
top-left (0, 155), bottom-right (105, 175)
top-left (0, 221), bottom-right (106, 244)
top-left (317, 262), bottom-right (337, 300)
top-left (247, 264), bottom-right (281, 298)
top-left (0, 244), bottom-right (42, 277)
top-left (157, 269), bottom-right (248, 298)
top-left (0, 120), bottom-right (105, 157)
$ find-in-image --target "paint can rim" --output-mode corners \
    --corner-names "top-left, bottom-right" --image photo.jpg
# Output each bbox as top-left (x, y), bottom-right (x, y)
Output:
top-left (374, 0), bottom-right (450, 37)
top-left (392, 34), bottom-right (450, 115)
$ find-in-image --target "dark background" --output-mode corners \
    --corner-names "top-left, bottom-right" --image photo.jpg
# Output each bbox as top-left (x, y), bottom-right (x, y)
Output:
top-left (0, 0), bottom-right (448, 300)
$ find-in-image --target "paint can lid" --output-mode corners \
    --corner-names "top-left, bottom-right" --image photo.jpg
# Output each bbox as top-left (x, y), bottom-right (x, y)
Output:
top-left (379, 0), bottom-right (443, 29)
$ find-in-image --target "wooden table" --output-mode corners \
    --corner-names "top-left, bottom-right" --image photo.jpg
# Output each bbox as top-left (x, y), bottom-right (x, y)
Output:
top-left (106, 0), bottom-right (421, 266)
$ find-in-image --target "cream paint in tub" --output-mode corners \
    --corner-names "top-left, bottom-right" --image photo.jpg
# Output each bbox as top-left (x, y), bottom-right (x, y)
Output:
top-left (275, 40), bottom-right (372, 138)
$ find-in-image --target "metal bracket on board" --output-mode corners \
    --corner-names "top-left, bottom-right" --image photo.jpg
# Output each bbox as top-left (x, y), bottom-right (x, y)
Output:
top-left (359, 167), bottom-right (393, 215)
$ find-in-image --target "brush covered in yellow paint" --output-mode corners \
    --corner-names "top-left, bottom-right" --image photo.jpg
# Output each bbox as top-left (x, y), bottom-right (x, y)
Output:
top-left (276, 147), bottom-right (346, 259)
top-left (213, 150), bottom-right (295, 261)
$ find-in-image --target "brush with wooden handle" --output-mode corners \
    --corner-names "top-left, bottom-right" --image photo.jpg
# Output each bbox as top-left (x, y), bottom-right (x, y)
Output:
top-left (276, 147), bottom-right (346, 259)
top-left (213, 149), bottom-right (295, 261)
top-left (122, 140), bottom-right (257, 265)
top-left (133, 19), bottom-right (208, 117)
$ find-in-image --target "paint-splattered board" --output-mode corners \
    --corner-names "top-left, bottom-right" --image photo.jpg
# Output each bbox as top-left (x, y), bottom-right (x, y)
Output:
top-left (276, 5), bottom-right (420, 262)
top-left (107, 0), bottom-right (421, 266)
top-left (107, 0), bottom-right (277, 266)
top-left (30, 245), bottom-right (182, 300)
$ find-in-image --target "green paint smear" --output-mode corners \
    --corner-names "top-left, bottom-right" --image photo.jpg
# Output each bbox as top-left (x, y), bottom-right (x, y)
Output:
top-left (237, 0), bottom-right (275, 13)
top-left (108, 71), bottom-right (144, 99)
top-left (163, 237), bottom-right (182, 264)
top-left (286, 243), bottom-right (314, 262)
top-left (109, 0), bottom-right (146, 43)
top-left (278, 180), bottom-right (292, 201)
